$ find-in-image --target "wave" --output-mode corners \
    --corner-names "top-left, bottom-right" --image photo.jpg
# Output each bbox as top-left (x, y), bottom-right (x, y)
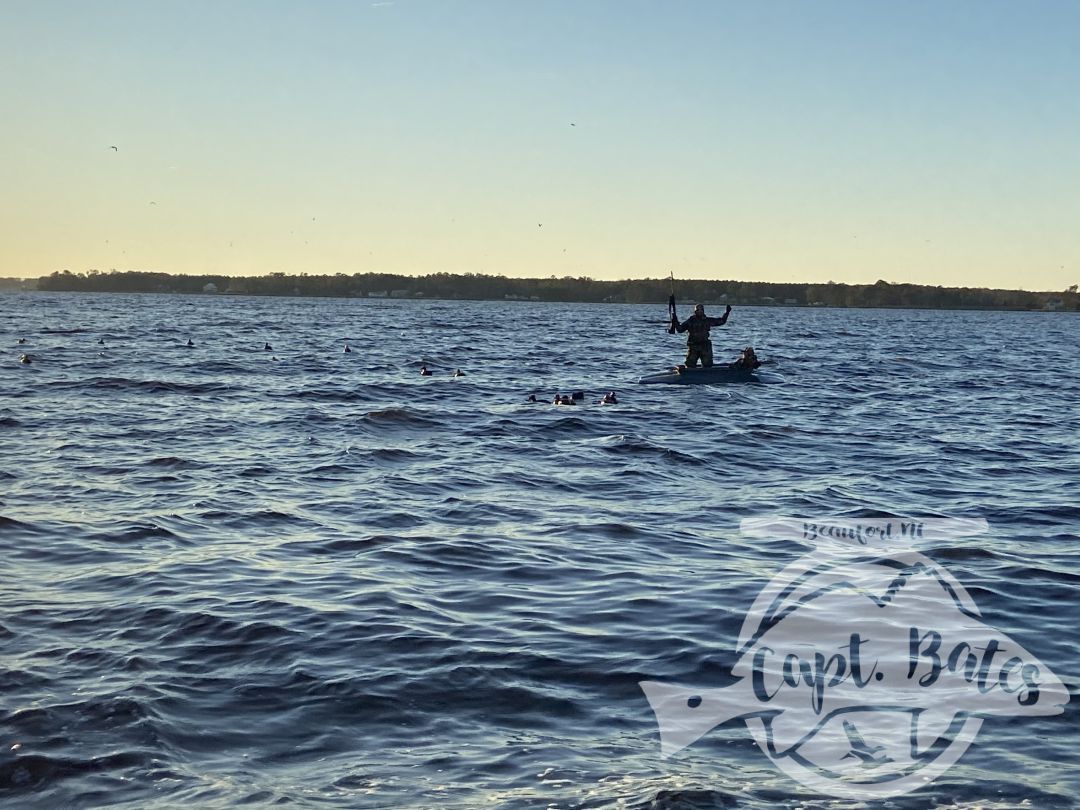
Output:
top-left (0, 750), bottom-right (153, 795)
top-left (591, 434), bottom-right (708, 465)
top-left (46, 376), bottom-right (232, 395)
top-left (359, 407), bottom-right (442, 430)
top-left (143, 456), bottom-right (203, 469)
top-left (108, 522), bottom-right (188, 545)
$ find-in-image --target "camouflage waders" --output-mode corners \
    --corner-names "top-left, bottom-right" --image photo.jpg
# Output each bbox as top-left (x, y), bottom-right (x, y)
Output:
top-left (685, 339), bottom-right (714, 368)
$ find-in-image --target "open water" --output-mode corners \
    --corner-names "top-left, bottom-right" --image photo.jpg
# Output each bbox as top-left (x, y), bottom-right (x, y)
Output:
top-left (1, 292), bottom-right (1077, 808)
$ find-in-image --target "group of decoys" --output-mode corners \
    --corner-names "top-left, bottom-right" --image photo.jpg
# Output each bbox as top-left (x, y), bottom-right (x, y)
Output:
top-left (525, 391), bottom-right (618, 406)
top-left (12, 339), bottom-right (614, 406)
top-left (419, 365), bottom-right (464, 378)
top-left (13, 335), bottom-right (370, 363)
top-left (417, 364), bottom-right (618, 405)
top-left (12, 336), bottom-right (472, 381)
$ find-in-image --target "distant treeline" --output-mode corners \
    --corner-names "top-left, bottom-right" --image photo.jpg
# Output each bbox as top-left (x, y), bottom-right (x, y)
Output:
top-left (0, 277), bottom-right (35, 291)
top-left (35, 269), bottom-right (1080, 311)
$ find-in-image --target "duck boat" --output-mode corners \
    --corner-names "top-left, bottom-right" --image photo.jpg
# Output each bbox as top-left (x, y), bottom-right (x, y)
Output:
top-left (638, 363), bottom-right (763, 385)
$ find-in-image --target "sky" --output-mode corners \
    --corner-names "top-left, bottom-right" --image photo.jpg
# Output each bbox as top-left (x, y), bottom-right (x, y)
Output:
top-left (1, 0), bottom-right (1077, 290)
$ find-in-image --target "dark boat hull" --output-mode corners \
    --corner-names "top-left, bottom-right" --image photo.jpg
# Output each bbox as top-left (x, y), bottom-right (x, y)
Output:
top-left (638, 364), bottom-right (760, 385)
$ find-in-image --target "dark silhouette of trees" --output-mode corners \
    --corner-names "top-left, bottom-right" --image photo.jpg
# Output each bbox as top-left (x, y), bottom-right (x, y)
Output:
top-left (32, 269), bottom-right (1080, 311)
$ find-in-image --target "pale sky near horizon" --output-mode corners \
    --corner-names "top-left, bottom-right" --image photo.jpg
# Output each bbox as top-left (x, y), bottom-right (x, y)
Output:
top-left (1, 1), bottom-right (1077, 290)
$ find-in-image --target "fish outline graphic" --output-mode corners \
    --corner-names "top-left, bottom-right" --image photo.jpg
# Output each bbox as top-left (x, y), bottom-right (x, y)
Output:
top-left (641, 518), bottom-right (1071, 799)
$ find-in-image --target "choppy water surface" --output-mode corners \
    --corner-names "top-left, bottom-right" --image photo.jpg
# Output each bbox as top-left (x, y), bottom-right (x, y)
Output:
top-left (1, 292), bottom-right (1077, 808)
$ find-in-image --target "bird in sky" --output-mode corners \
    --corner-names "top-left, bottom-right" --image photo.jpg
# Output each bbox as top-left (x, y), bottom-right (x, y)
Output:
top-left (109, 145), bottom-right (118, 151)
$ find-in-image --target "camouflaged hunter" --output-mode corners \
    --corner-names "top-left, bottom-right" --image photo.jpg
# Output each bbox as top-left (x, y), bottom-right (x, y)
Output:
top-left (672, 303), bottom-right (732, 368)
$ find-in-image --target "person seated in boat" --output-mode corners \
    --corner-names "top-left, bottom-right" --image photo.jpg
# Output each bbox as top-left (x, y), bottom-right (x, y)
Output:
top-left (733, 346), bottom-right (761, 370)
top-left (672, 303), bottom-right (732, 368)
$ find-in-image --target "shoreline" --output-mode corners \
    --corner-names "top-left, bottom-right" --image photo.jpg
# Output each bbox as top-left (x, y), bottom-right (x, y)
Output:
top-left (5, 286), bottom-right (1078, 314)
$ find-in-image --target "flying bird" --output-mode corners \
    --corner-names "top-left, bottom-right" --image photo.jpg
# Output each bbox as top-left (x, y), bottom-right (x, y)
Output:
top-left (109, 146), bottom-right (118, 151)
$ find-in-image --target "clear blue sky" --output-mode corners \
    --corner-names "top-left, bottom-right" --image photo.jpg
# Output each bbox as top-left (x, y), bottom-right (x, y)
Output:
top-left (2, 0), bottom-right (1077, 289)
